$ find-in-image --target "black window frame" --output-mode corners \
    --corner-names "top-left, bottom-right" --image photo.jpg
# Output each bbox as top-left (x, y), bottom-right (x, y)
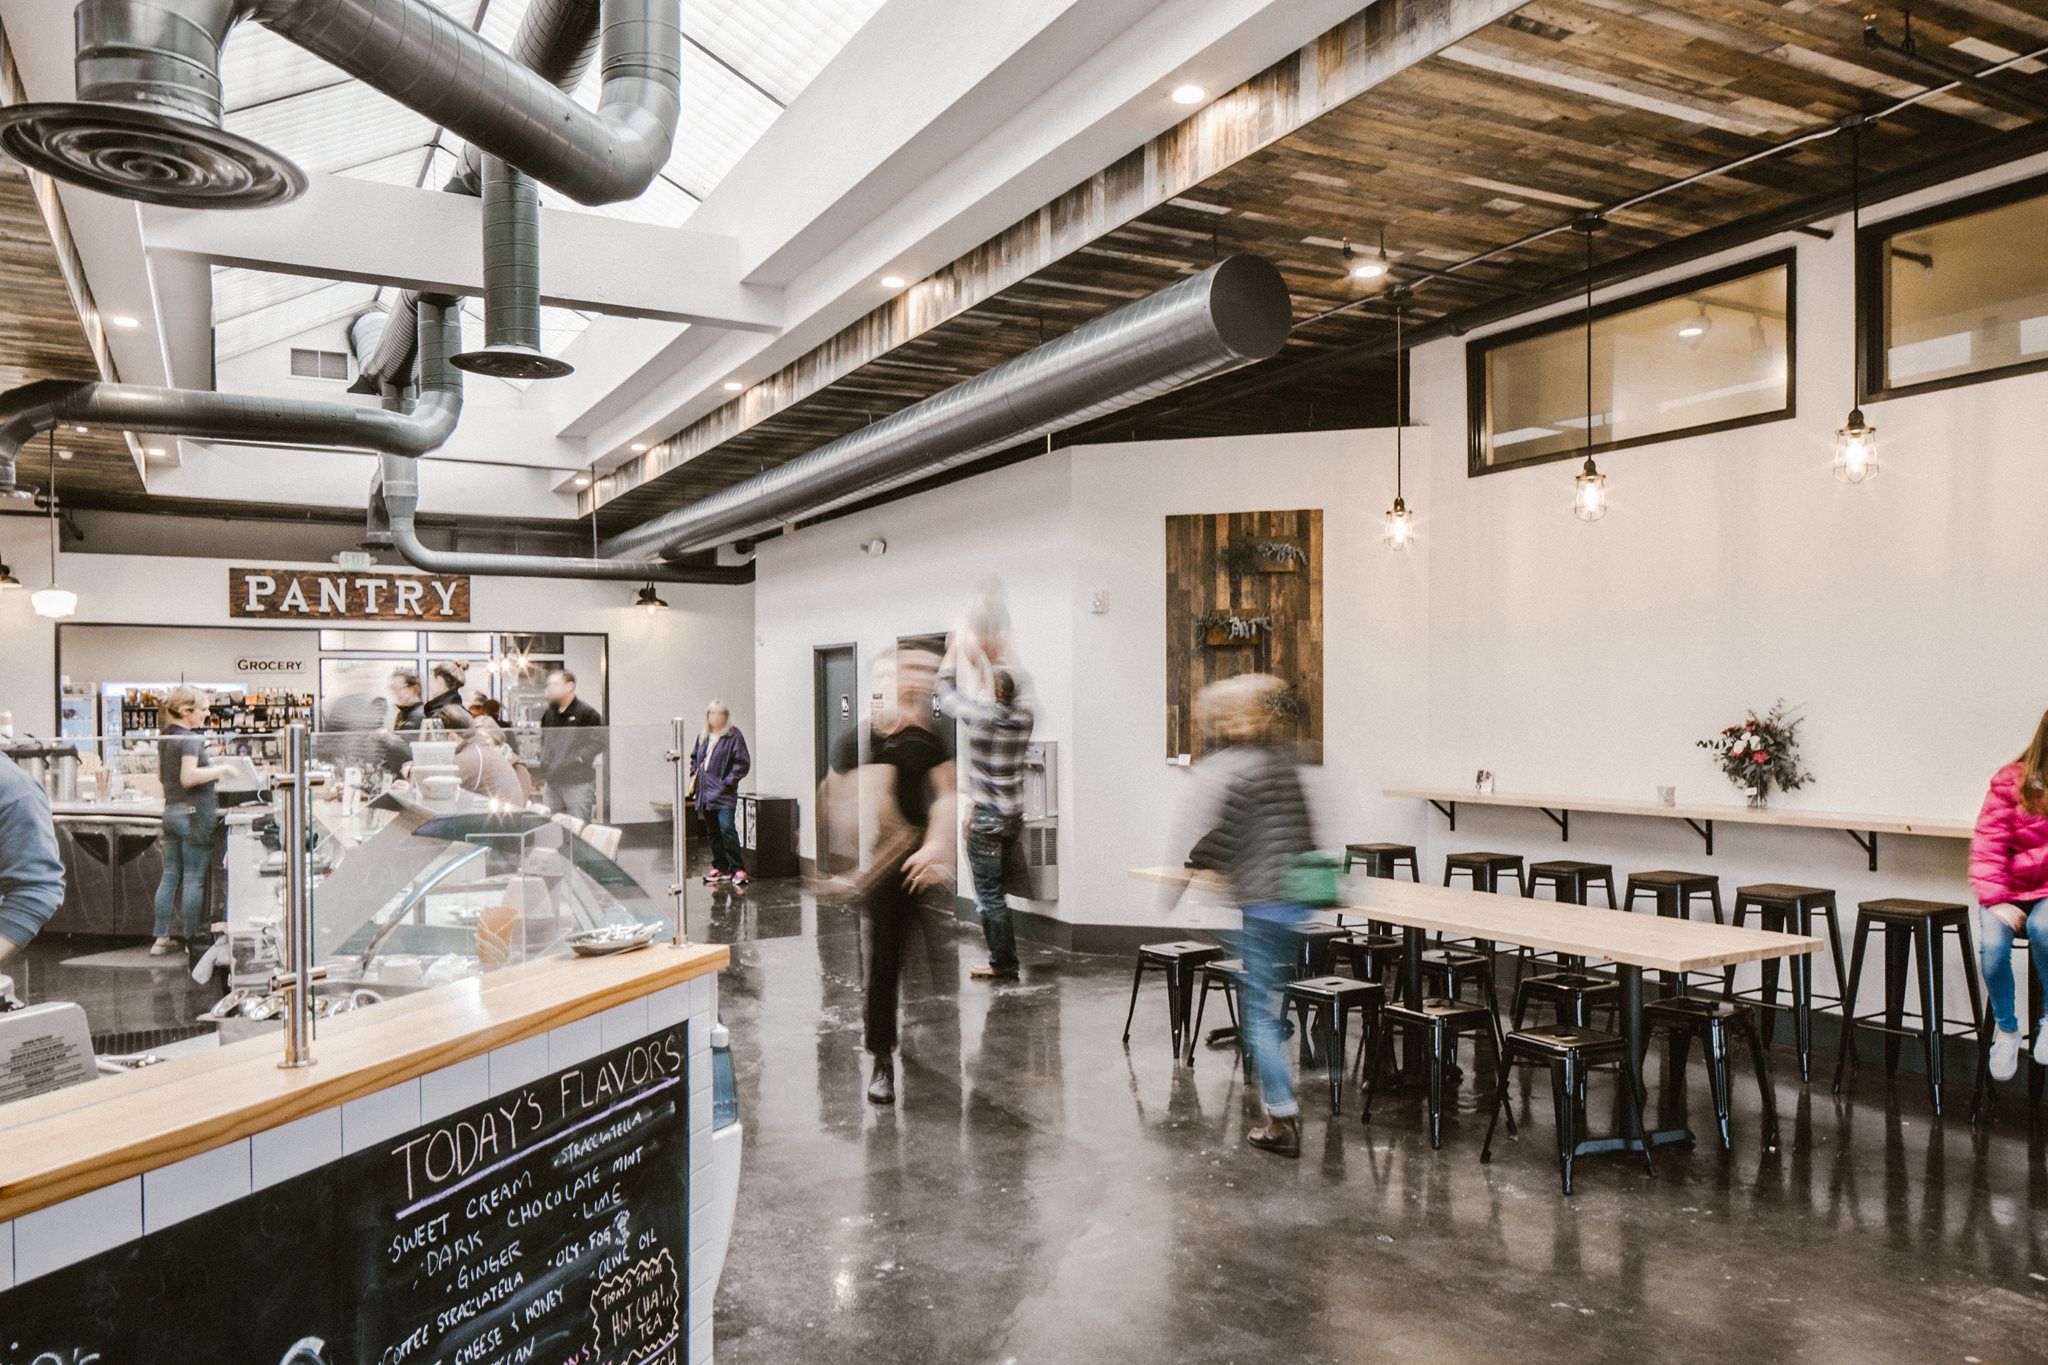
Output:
top-left (1466, 247), bottom-right (1799, 477)
top-left (1857, 170), bottom-right (2048, 404)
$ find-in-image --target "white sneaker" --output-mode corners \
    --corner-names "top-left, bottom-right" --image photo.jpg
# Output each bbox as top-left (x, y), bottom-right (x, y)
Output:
top-left (1990, 1029), bottom-right (2022, 1082)
top-left (2035, 1024), bottom-right (2048, 1068)
top-left (149, 937), bottom-right (178, 957)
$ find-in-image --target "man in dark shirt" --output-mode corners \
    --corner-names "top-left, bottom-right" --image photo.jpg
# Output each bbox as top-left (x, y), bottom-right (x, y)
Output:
top-left (389, 668), bottom-right (426, 732)
top-left (538, 668), bottom-right (605, 821)
top-left (821, 648), bottom-right (956, 1105)
top-left (0, 752), bottom-right (63, 966)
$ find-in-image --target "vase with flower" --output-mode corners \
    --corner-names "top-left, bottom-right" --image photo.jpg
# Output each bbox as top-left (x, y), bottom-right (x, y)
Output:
top-left (1697, 700), bottom-right (1811, 808)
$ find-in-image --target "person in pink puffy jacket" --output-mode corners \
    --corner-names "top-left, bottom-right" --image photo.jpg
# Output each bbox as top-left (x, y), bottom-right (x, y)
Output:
top-left (1968, 710), bottom-right (2048, 1082)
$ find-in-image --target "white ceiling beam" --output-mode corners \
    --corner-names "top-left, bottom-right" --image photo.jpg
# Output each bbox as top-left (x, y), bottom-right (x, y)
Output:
top-left (139, 174), bottom-right (785, 333)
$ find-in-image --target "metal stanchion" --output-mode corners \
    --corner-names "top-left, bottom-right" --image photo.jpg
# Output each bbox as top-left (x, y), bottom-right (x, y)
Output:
top-left (276, 722), bottom-right (323, 1069)
top-left (667, 716), bottom-right (691, 946)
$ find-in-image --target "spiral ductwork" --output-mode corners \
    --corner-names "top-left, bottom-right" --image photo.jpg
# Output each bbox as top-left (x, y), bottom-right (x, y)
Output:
top-left (0, 297), bottom-right (464, 494)
top-left (599, 255), bottom-right (1295, 562)
top-left (451, 155), bottom-right (574, 381)
top-left (0, 0), bottom-right (676, 211)
top-left (374, 455), bottom-right (751, 584)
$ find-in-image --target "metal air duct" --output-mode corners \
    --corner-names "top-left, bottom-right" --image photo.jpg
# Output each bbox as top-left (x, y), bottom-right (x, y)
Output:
top-left (0, 0), bottom-right (678, 210)
top-left (362, 0), bottom-right (603, 388)
top-left (451, 155), bottom-right (574, 381)
top-left (0, 297), bottom-right (463, 495)
top-left (599, 255), bottom-right (1294, 562)
top-left (374, 455), bottom-right (752, 584)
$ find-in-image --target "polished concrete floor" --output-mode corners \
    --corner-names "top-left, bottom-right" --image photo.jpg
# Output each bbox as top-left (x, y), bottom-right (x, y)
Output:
top-left (702, 875), bottom-right (2048, 1365)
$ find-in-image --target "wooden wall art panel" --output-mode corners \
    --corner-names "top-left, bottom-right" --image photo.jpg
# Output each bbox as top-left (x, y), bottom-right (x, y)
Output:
top-left (1164, 508), bottom-right (1323, 764)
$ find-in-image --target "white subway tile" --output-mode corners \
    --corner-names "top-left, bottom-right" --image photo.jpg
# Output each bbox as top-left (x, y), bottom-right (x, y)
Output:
top-left (689, 1280), bottom-right (710, 1340)
top-left (251, 1106), bottom-right (342, 1190)
top-left (689, 1319), bottom-right (712, 1365)
top-left (420, 1055), bottom-right (490, 1123)
top-left (599, 997), bottom-right (649, 1051)
top-left (549, 1014), bottom-right (604, 1071)
top-left (702, 975), bottom-right (719, 1017)
top-left (690, 1130), bottom-right (711, 1177)
top-left (489, 1034), bottom-right (551, 1095)
top-left (342, 1079), bottom-right (422, 1156)
top-left (143, 1142), bottom-right (252, 1233)
top-left (0, 1219), bottom-right (13, 1291)
top-left (14, 1179), bottom-right (141, 1283)
top-left (646, 984), bottom-right (690, 1031)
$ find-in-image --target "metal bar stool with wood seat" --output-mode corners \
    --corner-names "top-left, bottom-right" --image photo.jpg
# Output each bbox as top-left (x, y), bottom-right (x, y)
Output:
top-left (1831, 899), bottom-right (1985, 1116)
top-left (1343, 842), bottom-right (1420, 880)
top-left (1284, 975), bottom-right (1386, 1111)
top-left (1123, 941), bottom-right (1224, 1065)
top-left (1333, 928), bottom-right (1403, 985)
top-left (1721, 883), bottom-right (1848, 1083)
top-left (1185, 957), bottom-right (1250, 1066)
top-left (1445, 851), bottom-right (1528, 896)
top-left (1514, 858), bottom-right (1618, 992)
top-left (1644, 996), bottom-right (1779, 1151)
top-left (1624, 870), bottom-right (1725, 995)
top-left (1482, 1025), bottom-right (1654, 1194)
top-left (1293, 922), bottom-right (1349, 978)
top-left (1970, 933), bottom-right (2047, 1125)
top-left (1364, 997), bottom-right (1511, 1149)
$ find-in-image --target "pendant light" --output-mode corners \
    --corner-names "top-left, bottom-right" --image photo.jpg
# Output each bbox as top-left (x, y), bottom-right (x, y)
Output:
top-left (30, 433), bottom-right (76, 620)
top-left (1571, 214), bottom-right (1608, 522)
top-left (0, 561), bottom-right (19, 590)
top-left (634, 584), bottom-right (669, 615)
top-left (1834, 114), bottom-right (1878, 484)
top-left (1383, 286), bottom-right (1414, 550)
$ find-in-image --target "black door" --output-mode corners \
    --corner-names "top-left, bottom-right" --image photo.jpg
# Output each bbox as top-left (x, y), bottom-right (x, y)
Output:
top-left (814, 645), bottom-right (858, 875)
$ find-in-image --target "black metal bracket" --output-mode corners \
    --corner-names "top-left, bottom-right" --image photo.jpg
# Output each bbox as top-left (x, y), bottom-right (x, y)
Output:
top-left (1683, 818), bottom-right (1715, 856)
top-left (1847, 829), bottom-right (1879, 873)
top-left (1429, 799), bottom-right (1456, 831)
top-left (1540, 807), bottom-right (1570, 841)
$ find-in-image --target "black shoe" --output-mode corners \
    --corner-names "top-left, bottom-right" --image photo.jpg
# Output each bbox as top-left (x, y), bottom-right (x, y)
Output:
top-left (867, 1056), bottom-right (896, 1105)
top-left (1247, 1115), bottom-right (1301, 1158)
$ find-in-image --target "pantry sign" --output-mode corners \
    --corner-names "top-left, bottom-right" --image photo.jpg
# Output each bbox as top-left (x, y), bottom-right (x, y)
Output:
top-left (229, 567), bottom-right (471, 622)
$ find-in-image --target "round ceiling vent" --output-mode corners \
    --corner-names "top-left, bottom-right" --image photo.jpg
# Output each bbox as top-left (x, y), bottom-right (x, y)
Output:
top-left (450, 343), bottom-right (576, 381)
top-left (0, 102), bottom-right (306, 209)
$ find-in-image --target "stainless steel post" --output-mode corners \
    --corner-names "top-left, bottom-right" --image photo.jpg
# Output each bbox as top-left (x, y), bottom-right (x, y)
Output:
top-left (667, 716), bottom-right (690, 946)
top-left (278, 722), bottom-right (318, 1069)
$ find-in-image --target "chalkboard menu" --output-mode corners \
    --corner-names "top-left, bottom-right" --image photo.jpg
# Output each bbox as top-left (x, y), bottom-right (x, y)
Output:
top-left (0, 1025), bottom-right (689, 1365)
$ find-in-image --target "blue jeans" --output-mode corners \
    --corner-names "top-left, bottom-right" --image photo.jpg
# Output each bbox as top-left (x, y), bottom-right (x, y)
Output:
top-left (153, 805), bottom-right (217, 941)
top-left (544, 779), bottom-right (595, 823)
top-left (1979, 900), bottom-right (2048, 1034)
top-left (705, 804), bottom-right (743, 874)
top-left (1240, 906), bottom-right (1309, 1118)
top-left (966, 806), bottom-right (1020, 974)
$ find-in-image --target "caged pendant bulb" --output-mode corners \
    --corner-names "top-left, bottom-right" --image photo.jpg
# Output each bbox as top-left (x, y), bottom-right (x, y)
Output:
top-left (1384, 496), bottom-right (1414, 550)
top-left (1573, 457), bottom-right (1608, 522)
top-left (1834, 409), bottom-right (1878, 484)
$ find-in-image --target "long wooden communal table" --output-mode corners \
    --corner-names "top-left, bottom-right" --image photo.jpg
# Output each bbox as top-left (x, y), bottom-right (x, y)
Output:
top-left (1133, 868), bottom-right (1821, 1152)
top-left (1385, 785), bottom-right (1974, 872)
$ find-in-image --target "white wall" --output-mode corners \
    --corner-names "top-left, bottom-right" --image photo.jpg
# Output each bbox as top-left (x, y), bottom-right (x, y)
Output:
top-left (0, 533), bottom-right (755, 817)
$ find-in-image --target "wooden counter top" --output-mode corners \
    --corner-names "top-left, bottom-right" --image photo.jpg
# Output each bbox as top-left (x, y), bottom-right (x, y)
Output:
top-left (0, 943), bottom-right (727, 1223)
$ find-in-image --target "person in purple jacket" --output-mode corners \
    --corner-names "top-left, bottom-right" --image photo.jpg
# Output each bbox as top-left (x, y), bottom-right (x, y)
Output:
top-left (690, 700), bottom-right (753, 888)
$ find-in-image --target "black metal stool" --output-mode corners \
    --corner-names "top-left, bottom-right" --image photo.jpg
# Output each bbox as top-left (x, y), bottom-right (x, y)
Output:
top-left (1445, 851), bottom-right (1527, 895)
top-left (1284, 975), bottom-right (1386, 1111)
top-left (1185, 957), bottom-right (1249, 1066)
top-left (1831, 899), bottom-right (1984, 1116)
top-left (1343, 842), bottom-right (1420, 880)
top-left (1122, 941), bottom-right (1224, 1064)
top-left (1365, 997), bottom-right (1509, 1148)
top-left (1516, 859), bottom-right (1617, 982)
top-left (1332, 929), bottom-right (1402, 985)
top-left (1644, 996), bottom-right (1779, 1151)
top-left (1625, 870), bottom-right (1724, 995)
top-left (1482, 1025), bottom-right (1653, 1194)
top-left (1721, 883), bottom-right (1847, 1083)
top-left (1970, 932), bottom-right (2047, 1124)
top-left (1293, 922), bottom-right (1348, 978)
top-left (1420, 946), bottom-right (1500, 1016)
top-left (1513, 971), bottom-right (1619, 1030)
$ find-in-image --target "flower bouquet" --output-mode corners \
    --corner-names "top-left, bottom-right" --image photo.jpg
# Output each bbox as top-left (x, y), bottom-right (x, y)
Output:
top-left (1697, 701), bottom-right (1811, 806)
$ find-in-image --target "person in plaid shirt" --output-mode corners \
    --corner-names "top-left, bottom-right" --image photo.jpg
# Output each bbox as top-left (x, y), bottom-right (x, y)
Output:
top-left (937, 610), bottom-right (1035, 981)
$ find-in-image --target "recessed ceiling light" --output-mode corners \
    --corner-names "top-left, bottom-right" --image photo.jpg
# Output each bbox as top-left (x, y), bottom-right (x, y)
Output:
top-left (880, 275), bottom-right (906, 288)
top-left (630, 442), bottom-right (648, 452)
top-left (723, 380), bottom-right (743, 392)
top-left (1677, 322), bottom-right (1706, 338)
top-left (108, 314), bottom-right (140, 329)
top-left (146, 446), bottom-right (166, 457)
top-left (573, 475), bottom-right (591, 488)
top-left (56, 449), bottom-right (73, 461)
top-left (1350, 259), bottom-right (1387, 280)
top-left (72, 425), bottom-right (88, 433)
top-left (1171, 84), bottom-right (1206, 105)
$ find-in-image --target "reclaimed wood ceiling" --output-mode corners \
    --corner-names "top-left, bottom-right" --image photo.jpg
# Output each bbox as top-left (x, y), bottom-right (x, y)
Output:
top-left (591, 0), bottom-right (2048, 537)
top-left (0, 157), bottom-right (140, 502)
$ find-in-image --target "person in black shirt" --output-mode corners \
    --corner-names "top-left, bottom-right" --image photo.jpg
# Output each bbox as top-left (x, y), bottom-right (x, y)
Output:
top-left (152, 686), bottom-right (236, 955)
top-left (538, 667), bottom-right (605, 821)
top-left (389, 668), bottom-right (426, 732)
top-left (424, 661), bottom-right (468, 722)
top-left (821, 647), bottom-right (957, 1105)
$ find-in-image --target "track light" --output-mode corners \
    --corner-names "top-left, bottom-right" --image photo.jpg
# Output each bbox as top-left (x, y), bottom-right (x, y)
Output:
top-left (1345, 232), bottom-right (1390, 281)
top-left (1677, 303), bottom-right (1711, 347)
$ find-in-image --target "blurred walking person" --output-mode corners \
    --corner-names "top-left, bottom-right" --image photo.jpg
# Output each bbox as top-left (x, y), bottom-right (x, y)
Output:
top-left (691, 700), bottom-right (753, 888)
top-left (937, 589), bottom-right (1034, 981)
top-left (538, 668), bottom-right (605, 821)
top-left (820, 648), bottom-right (956, 1105)
top-left (1167, 674), bottom-right (1318, 1157)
